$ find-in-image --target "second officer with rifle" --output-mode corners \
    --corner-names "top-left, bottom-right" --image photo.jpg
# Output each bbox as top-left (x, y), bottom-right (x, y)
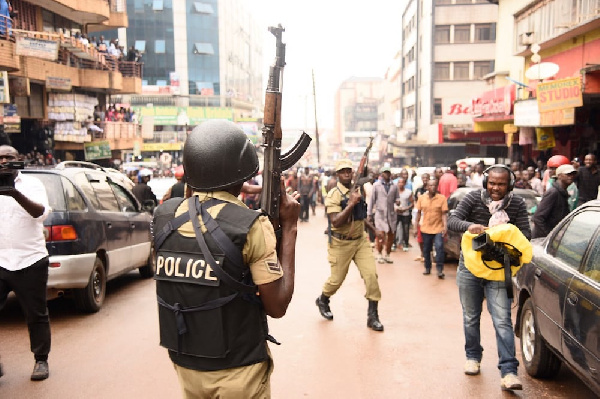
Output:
top-left (315, 158), bottom-right (384, 331)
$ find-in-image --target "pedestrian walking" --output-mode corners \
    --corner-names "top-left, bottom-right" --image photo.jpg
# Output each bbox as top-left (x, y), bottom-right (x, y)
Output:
top-left (415, 179), bottom-right (448, 278)
top-left (576, 153), bottom-right (600, 206)
top-left (438, 165), bottom-right (458, 198)
top-left (161, 165), bottom-right (186, 202)
top-left (0, 145), bottom-right (52, 381)
top-left (394, 177), bottom-right (413, 252)
top-left (533, 164), bottom-right (577, 238)
top-left (298, 167), bottom-right (313, 222)
top-left (153, 120), bottom-right (300, 398)
top-left (315, 159), bottom-right (383, 332)
top-left (369, 166), bottom-right (398, 264)
top-left (448, 164), bottom-right (531, 391)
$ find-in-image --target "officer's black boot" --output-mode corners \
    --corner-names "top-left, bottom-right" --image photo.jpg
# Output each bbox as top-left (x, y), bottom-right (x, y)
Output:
top-left (367, 300), bottom-right (384, 331)
top-left (315, 294), bottom-right (333, 320)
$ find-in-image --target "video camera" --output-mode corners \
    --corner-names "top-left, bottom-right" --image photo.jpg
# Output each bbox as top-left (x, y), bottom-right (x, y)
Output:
top-left (472, 232), bottom-right (522, 267)
top-left (0, 160), bottom-right (24, 188)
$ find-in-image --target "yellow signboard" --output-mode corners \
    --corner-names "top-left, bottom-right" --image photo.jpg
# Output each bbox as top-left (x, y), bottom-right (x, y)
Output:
top-left (537, 77), bottom-right (583, 113)
top-left (539, 108), bottom-right (575, 126)
top-left (536, 127), bottom-right (556, 150)
top-left (142, 142), bottom-right (183, 152)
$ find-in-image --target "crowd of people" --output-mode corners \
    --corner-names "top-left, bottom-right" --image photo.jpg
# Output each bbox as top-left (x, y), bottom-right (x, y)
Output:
top-left (71, 33), bottom-right (142, 63)
top-left (93, 105), bottom-right (137, 123)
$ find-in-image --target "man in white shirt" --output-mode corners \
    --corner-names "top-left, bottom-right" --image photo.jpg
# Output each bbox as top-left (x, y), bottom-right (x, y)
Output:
top-left (0, 146), bottom-right (52, 381)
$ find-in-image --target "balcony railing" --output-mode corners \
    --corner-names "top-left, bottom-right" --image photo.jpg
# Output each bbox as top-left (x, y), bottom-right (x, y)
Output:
top-left (92, 121), bottom-right (139, 141)
top-left (0, 25), bottom-right (142, 78)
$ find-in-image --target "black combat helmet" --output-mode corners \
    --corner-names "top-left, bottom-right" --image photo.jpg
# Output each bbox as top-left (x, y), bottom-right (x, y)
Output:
top-left (183, 120), bottom-right (258, 191)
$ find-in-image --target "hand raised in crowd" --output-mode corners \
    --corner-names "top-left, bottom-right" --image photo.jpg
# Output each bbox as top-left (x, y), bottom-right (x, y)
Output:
top-left (468, 224), bottom-right (487, 235)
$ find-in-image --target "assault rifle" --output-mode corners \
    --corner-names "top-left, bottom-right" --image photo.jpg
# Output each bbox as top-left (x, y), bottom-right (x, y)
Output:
top-left (352, 136), bottom-right (375, 191)
top-left (260, 25), bottom-right (312, 227)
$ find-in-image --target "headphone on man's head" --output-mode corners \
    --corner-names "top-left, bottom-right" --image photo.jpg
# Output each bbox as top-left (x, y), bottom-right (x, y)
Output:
top-left (482, 164), bottom-right (516, 192)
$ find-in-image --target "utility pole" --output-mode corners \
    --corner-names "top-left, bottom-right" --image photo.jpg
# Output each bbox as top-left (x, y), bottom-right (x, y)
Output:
top-left (312, 69), bottom-right (320, 165)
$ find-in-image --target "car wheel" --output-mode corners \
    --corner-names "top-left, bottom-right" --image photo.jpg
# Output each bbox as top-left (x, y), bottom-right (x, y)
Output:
top-left (520, 298), bottom-right (562, 378)
top-left (139, 246), bottom-right (156, 278)
top-left (74, 257), bottom-right (107, 313)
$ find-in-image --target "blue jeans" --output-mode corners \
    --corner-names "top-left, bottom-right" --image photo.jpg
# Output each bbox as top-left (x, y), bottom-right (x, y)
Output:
top-left (456, 255), bottom-right (519, 376)
top-left (422, 232), bottom-right (444, 273)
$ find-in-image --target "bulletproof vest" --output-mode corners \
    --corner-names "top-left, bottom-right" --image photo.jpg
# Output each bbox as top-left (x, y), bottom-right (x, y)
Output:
top-left (339, 187), bottom-right (368, 220)
top-left (153, 197), bottom-right (270, 371)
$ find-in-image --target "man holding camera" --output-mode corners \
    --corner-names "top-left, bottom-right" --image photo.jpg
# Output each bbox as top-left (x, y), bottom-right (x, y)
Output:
top-left (448, 165), bottom-right (531, 391)
top-left (0, 145), bottom-right (52, 381)
top-left (315, 159), bottom-right (384, 332)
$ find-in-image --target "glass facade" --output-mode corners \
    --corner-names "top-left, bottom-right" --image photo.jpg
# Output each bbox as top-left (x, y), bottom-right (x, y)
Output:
top-left (127, 0), bottom-right (176, 85)
top-left (186, 0), bottom-right (220, 95)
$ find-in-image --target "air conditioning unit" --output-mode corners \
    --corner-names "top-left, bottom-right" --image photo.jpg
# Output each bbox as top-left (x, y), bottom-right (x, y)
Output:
top-left (519, 32), bottom-right (535, 46)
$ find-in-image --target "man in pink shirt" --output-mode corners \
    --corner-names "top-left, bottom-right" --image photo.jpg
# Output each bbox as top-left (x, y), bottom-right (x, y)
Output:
top-left (438, 165), bottom-right (458, 198)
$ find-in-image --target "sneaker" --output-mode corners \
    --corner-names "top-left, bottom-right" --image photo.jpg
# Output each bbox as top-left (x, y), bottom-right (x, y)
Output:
top-left (464, 359), bottom-right (480, 375)
top-left (500, 373), bottom-right (522, 391)
top-left (391, 244), bottom-right (397, 252)
top-left (402, 246), bottom-right (409, 252)
top-left (438, 273), bottom-right (445, 279)
top-left (423, 270), bottom-right (431, 275)
top-left (414, 256), bottom-right (424, 262)
top-left (377, 255), bottom-right (385, 264)
top-left (31, 360), bottom-right (49, 381)
top-left (383, 255), bottom-right (393, 264)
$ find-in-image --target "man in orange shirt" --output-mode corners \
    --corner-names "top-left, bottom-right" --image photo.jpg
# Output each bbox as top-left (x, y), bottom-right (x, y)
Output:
top-left (416, 179), bottom-right (448, 278)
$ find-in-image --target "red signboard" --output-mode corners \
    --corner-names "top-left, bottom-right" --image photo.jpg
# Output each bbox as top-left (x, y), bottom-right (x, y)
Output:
top-left (472, 85), bottom-right (516, 121)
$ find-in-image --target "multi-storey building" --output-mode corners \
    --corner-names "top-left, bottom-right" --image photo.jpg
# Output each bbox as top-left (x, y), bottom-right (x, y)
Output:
top-left (0, 0), bottom-right (142, 163)
top-left (500, 0), bottom-right (600, 164)
top-left (395, 0), bottom-right (499, 166)
top-left (96, 0), bottom-right (265, 164)
top-left (333, 77), bottom-right (382, 164)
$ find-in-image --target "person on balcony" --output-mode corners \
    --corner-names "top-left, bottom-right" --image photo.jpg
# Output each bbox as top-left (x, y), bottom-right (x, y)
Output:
top-left (0, 0), bottom-right (12, 36)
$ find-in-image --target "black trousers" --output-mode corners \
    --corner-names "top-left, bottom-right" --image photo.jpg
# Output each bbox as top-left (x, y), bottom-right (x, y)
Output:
top-left (300, 194), bottom-right (310, 221)
top-left (0, 257), bottom-right (51, 361)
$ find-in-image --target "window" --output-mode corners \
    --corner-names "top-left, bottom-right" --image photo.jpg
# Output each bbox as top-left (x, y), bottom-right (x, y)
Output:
top-left (474, 61), bottom-right (494, 78)
top-left (553, 212), bottom-right (598, 269)
top-left (454, 62), bottom-right (470, 80)
top-left (62, 177), bottom-right (86, 211)
top-left (434, 62), bottom-right (450, 80)
top-left (404, 106), bottom-right (415, 121)
top-left (454, 25), bottom-right (470, 43)
top-left (475, 23), bottom-right (496, 42)
top-left (156, 80), bottom-right (167, 86)
top-left (193, 43), bottom-right (214, 55)
top-left (193, 2), bottom-right (214, 14)
top-left (134, 40), bottom-right (146, 53)
top-left (435, 26), bottom-right (450, 44)
top-left (152, 0), bottom-right (163, 11)
top-left (111, 183), bottom-right (138, 213)
top-left (434, 99), bottom-right (442, 116)
top-left (155, 40), bottom-right (165, 54)
top-left (74, 173), bottom-right (101, 210)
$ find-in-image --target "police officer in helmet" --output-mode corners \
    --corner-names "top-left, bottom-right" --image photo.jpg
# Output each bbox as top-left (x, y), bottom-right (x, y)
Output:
top-left (153, 120), bottom-right (300, 398)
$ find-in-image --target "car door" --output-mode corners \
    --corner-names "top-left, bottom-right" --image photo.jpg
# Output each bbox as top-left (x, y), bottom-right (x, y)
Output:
top-left (530, 211), bottom-right (593, 351)
top-left (110, 181), bottom-right (152, 268)
top-left (562, 211), bottom-right (600, 388)
top-left (87, 172), bottom-right (132, 275)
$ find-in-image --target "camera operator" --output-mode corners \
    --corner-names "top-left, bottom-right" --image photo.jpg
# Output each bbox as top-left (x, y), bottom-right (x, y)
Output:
top-left (0, 145), bottom-right (52, 381)
top-left (447, 165), bottom-right (530, 391)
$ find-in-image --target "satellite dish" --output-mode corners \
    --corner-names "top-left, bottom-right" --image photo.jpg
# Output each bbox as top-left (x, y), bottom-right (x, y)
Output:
top-left (525, 62), bottom-right (560, 80)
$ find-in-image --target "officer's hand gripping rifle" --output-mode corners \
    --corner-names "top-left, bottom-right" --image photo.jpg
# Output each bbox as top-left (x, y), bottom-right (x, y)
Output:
top-left (261, 25), bottom-right (312, 228)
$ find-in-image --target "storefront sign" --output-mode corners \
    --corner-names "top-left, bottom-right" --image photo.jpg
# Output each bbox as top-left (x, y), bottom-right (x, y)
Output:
top-left (472, 85), bottom-right (515, 121)
top-left (133, 106), bottom-right (234, 125)
top-left (0, 71), bottom-right (9, 104)
top-left (514, 99), bottom-right (574, 127)
top-left (537, 77), bottom-right (583, 113)
top-left (3, 104), bottom-right (20, 133)
top-left (142, 142), bottom-right (183, 152)
top-left (16, 36), bottom-right (59, 61)
top-left (536, 127), bottom-right (556, 150)
top-left (442, 98), bottom-right (473, 125)
top-left (46, 77), bottom-right (72, 91)
top-left (84, 141), bottom-right (112, 161)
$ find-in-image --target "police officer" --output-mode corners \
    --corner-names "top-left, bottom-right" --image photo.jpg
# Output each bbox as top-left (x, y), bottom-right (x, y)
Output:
top-left (153, 120), bottom-right (300, 398)
top-left (315, 159), bottom-right (384, 331)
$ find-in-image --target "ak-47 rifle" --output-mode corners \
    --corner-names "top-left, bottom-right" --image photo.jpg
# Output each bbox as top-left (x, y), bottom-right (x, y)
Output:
top-left (352, 136), bottom-right (375, 191)
top-left (261, 24), bottom-right (312, 227)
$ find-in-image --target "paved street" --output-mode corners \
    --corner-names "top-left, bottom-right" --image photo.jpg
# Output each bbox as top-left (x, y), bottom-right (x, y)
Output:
top-left (0, 205), bottom-right (596, 398)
